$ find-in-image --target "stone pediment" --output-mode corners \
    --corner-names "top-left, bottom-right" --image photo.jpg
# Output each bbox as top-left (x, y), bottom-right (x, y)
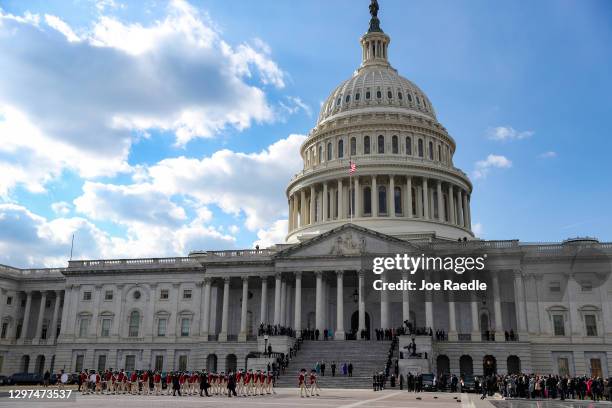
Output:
top-left (275, 224), bottom-right (420, 258)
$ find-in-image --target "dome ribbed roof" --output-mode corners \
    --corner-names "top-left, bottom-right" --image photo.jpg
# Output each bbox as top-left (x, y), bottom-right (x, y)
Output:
top-left (317, 66), bottom-right (437, 125)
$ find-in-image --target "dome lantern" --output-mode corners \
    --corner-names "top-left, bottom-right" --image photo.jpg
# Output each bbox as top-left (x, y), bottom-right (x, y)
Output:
top-left (360, 0), bottom-right (391, 69)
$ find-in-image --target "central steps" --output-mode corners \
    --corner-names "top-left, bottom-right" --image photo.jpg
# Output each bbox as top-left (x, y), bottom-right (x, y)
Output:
top-left (275, 340), bottom-right (391, 389)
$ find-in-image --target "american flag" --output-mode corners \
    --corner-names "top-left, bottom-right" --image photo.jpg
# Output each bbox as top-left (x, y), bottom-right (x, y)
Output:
top-left (349, 161), bottom-right (356, 174)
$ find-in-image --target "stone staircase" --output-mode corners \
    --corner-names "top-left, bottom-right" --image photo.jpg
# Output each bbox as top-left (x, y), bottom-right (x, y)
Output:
top-left (275, 340), bottom-right (391, 389)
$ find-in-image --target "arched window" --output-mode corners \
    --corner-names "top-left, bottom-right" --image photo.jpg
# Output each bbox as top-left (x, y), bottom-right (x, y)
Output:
top-left (429, 141), bottom-right (434, 160)
top-left (355, 92), bottom-right (360, 101)
top-left (318, 146), bottom-right (322, 164)
top-left (418, 139), bottom-right (424, 157)
top-left (350, 137), bottom-right (357, 156)
top-left (378, 186), bottom-right (387, 215)
top-left (338, 140), bottom-right (344, 158)
top-left (407, 93), bottom-right (413, 102)
top-left (406, 137), bottom-right (412, 155)
top-left (438, 145), bottom-right (442, 161)
top-left (327, 142), bottom-right (332, 161)
top-left (345, 94), bottom-right (350, 103)
top-left (394, 187), bottom-right (402, 215)
top-left (398, 92), bottom-right (403, 100)
top-left (128, 311), bottom-right (140, 337)
top-left (376, 90), bottom-right (382, 99)
top-left (387, 90), bottom-right (393, 99)
top-left (392, 136), bottom-right (398, 154)
top-left (378, 135), bottom-right (385, 154)
top-left (366, 90), bottom-right (371, 100)
top-left (460, 355), bottom-right (473, 377)
top-left (364, 136), bottom-right (370, 154)
top-left (363, 187), bottom-right (372, 215)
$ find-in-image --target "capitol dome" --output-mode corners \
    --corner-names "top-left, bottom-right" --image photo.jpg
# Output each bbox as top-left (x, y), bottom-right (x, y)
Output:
top-left (286, 2), bottom-right (473, 243)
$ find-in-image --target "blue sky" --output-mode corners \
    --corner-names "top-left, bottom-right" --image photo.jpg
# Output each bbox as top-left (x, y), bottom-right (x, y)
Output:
top-left (0, 0), bottom-right (611, 267)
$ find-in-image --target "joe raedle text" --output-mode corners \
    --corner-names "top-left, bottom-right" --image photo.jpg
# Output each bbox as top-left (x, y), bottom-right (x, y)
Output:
top-left (373, 279), bottom-right (487, 292)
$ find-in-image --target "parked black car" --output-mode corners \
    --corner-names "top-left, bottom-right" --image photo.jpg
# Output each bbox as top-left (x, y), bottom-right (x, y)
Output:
top-left (422, 373), bottom-right (436, 391)
top-left (461, 375), bottom-right (476, 392)
top-left (0, 375), bottom-right (11, 385)
top-left (10, 373), bottom-right (43, 385)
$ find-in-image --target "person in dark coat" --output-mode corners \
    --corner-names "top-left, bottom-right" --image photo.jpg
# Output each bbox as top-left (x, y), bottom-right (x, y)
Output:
top-left (227, 371), bottom-right (237, 397)
top-left (200, 371), bottom-right (210, 397)
top-left (172, 373), bottom-right (181, 396)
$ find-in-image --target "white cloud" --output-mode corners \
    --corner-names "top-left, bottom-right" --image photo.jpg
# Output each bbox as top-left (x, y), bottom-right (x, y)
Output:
top-left (280, 96), bottom-right (312, 116)
top-left (0, 0), bottom-right (286, 194)
top-left (0, 203), bottom-right (235, 268)
top-left (254, 219), bottom-right (288, 248)
top-left (51, 201), bottom-right (72, 216)
top-left (472, 222), bottom-right (484, 237)
top-left (472, 154), bottom-right (512, 179)
top-left (486, 126), bottom-right (534, 141)
top-left (539, 151), bottom-right (557, 159)
top-left (147, 133), bottom-right (306, 231)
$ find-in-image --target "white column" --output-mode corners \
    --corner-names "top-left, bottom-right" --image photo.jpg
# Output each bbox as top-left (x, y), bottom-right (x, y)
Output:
top-left (471, 292), bottom-right (480, 341)
top-left (401, 271), bottom-right (410, 324)
top-left (322, 182), bottom-right (328, 221)
top-left (111, 285), bottom-right (124, 337)
top-left (285, 282), bottom-right (292, 327)
top-left (437, 180), bottom-right (443, 221)
top-left (294, 272), bottom-right (302, 335)
top-left (448, 291), bottom-right (458, 340)
top-left (422, 178), bottom-right (429, 219)
top-left (20, 291), bottom-right (33, 340)
top-left (449, 185), bottom-right (456, 224)
top-left (463, 192), bottom-right (470, 229)
top-left (315, 271), bottom-right (324, 334)
top-left (457, 189), bottom-right (465, 227)
top-left (337, 179), bottom-right (344, 219)
top-left (354, 176), bottom-right (361, 217)
top-left (380, 272), bottom-right (390, 328)
top-left (335, 271), bottom-right (345, 340)
top-left (90, 285), bottom-right (102, 338)
top-left (309, 185), bottom-right (316, 224)
top-left (239, 277), bottom-right (249, 341)
top-left (34, 291), bottom-right (47, 343)
top-left (406, 176), bottom-right (413, 218)
top-left (273, 273), bottom-right (281, 325)
top-left (50, 291), bottom-right (62, 343)
top-left (389, 175), bottom-right (396, 217)
top-left (358, 270), bottom-right (366, 337)
top-left (218, 277), bottom-right (230, 342)
top-left (513, 270), bottom-right (528, 339)
top-left (492, 273), bottom-right (504, 341)
top-left (371, 175), bottom-right (378, 216)
top-left (280, 278), bottom-right (287, 326)
top-left (300, 190), bottom-right (306, 227)
top-left (260, 277), bottom-right (268, 325)
top-left (201, 278), bottom-right (211, 340)
top-left (425, 288), bottom-right (433, 330)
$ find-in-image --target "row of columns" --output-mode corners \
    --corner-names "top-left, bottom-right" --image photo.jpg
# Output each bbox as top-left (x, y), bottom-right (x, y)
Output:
top-left (2, 290), bottom-right (64, 344)
top-left (288, 175), bottom-right (471, 231)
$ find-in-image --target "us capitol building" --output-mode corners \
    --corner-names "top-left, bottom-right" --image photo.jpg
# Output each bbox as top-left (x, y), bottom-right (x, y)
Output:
top-left (1, 2), bottom-right (610, 382)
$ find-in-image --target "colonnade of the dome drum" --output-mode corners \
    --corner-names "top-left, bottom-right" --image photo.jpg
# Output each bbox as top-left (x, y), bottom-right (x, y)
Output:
top-left (287, 174), bottom-right (471, 233)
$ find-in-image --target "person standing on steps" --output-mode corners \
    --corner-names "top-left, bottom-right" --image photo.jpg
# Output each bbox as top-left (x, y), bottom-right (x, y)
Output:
top-left (348, 362), bottom-right (353, 377)
top-left (321, 361), bottom-right (326, 376)
top-left (331, 362), bottom-right (336, 376)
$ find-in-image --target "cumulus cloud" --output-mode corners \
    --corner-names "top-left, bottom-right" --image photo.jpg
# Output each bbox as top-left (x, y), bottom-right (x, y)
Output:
top-left (51, 201), bottom-right (72, 216)
top-left (486, 126), bottom-right (534, 141)
top-left (254, 219), bottom-right (288, 248)
top-left (539, 151), bottom-right (557, 159)
top-left (472, 222), bottom-right (484, 237)
top-left (0, 0), bottom-right (285, 194)
top-left (472, 154), bottom-right (512, 179)
top-left (0, 203), bottom-right (235, 268)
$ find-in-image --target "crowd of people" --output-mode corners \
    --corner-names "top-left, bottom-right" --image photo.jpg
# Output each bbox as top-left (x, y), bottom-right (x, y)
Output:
top-left (311, 361), bottom-right (353, 377)
top-left (70, 368), bottom-right (277, 397)
top-left (258, 323), bottom-right (296, 337)
top-left (484, 373), bottom-right (612, 401)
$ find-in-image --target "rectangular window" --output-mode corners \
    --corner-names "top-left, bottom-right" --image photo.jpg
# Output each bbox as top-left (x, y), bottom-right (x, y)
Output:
top-left (553, 315), bottom-right (565, 336)
top-left (104, 291), bottom-right (113, 301)
top-left (585, 314), bottom-right (598, 336)
top-left (6, 296), bottom-right (12, 305)
top-left (160, 289), bottom-right (169, 300)
top-left (83, 291), bottom-right (92, 301)
top-left (549, 282), bottom-right (561, 292)
top-left (0, 356), bottom-right (3, 373)
top-left (157, 318), bottom-right (167, 337)
top-left (101, 319), bottom-right (111, 337)
top-left (182, 290), bottom-right (192, 300)
top-left (181, 318), bottom-right (190, 337)
top-left (125, 355), bottom-right (136, 372)
top-left (79, 318), bottom-right (90, 337)
top-left (0, 323), bottom-right (7, 339)
top-left (97, 355), bottom-right (106, 372)
top-left (41, 326), bottom-right (47, 339)
top-left (75, 355), bottom-right (84, 372)
top-left (178, 355), bottom-right (187, 371)
top-left (155, 355), bottom-right (164, 372)
top-left (558, 357), bottom-right (569, 377)
top-left (590, 358), bottom-right (602, 378)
